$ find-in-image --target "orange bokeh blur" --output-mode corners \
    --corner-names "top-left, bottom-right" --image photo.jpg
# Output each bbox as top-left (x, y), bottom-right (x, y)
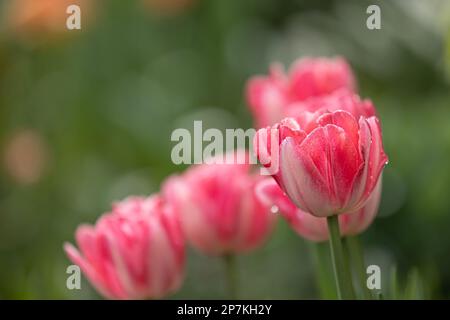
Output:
top-left (3, 129), bottom-right (49, 185)
top-left (8, 0), bottom-right (92, 38)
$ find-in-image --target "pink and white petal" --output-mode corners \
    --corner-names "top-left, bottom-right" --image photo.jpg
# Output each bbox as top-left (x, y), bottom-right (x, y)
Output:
top-left (159, 203), bottom-right (185, 267)
top-left (64, 243), bottom-right (125, 299)
top-left (289, 210), bottom-right (329, 242)
top-left (100, 225), bottom-right (141, 299)
top-left (350, 117), bottom-right (388, 210)
top-left (280, 133), bottom-right (333, 217)
top-left (342, 177), bottom-right (382, 236)
top-left (75, 225), bottom-right (100, 266)
top-left (64, 242), bottom-right (119, 299)
top-left (246, 76), bottom-right (287, 127)
top-left (238, 179), bottom-right (276, 252)
top-left (255, 178), bottom-right (328, 242)
top-left (164, 176), bottom-right (222, 254)
top-left (323, 124), bottom-right (363, 210)
top-left (280, 122), bottom-right (363, 216)
top-left (317, 110), bottom-right (360, 150)
top-left (254, 121), bottom-right (306, 178)
top-left (255, 178), bottom-right (298, 219)
top-left (147, 216), bottom-right (183, 298)
top-left (254, 127), bottom-right (275, 168)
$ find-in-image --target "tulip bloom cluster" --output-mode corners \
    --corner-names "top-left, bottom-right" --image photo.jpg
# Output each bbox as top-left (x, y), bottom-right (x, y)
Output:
top-left (250, 57), bottom-right (387, 299)
top-left (246, 57), bottom-right (356, 128)
top-left (65, 56), bottom-right (387, 300)
top-left (251, 58), bottom-right (387, 238)
top-left (65, 153), bottom-right (275, 299)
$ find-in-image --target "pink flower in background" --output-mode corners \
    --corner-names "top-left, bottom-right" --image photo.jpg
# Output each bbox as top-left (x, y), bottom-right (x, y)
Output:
top-left (162, 152), bottom-right (276, 255)
top-left (246, 63), bottom-right (290, 128)
top-left (288, 57), bottom-right (356, 101)
top-left (285, 89), bottom-right (376, 120)
top-left (246, 57), bottom-right (356, 128)
top-left (257, 179), bottom-right (382, 242)
top-left (64, 196), bottom-right (185, 299)
top-left (254, 110), bottom-right (387, 218)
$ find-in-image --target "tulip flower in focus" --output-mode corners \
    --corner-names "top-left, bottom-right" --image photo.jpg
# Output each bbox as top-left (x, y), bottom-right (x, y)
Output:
top-left (64, 196), bottom-right (185, 299)
top-left (246, 57), bottom-right (356, 128)
top-left (254, 110), bottom-right (388, 218)
top-left (256, 179), bottom-right (382, 242)
top-left (162, 152), bottom-right (275, 255)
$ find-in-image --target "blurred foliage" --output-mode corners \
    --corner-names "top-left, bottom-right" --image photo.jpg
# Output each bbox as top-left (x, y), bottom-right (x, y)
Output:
top-left (0, 0), bottom-right (449, 299)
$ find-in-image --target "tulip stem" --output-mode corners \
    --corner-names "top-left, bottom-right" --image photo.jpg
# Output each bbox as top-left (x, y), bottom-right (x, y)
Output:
top-left (310, 243), bottom-right (338, 299)
top-left (345, 236), bottom-right (372, 299)
top-left (223, 254), bottom-right (238, 299)
top-left (327, 215), bottom-right (355, 299)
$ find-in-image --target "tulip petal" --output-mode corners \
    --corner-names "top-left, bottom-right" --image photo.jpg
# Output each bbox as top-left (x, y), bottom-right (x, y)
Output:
top-left (280, 123), bottom-right (363, 217)
top-left (350, 116), bottom-right (388, 209)
top-left (246, 74), bottom-right (287, 127)
top-left (72, 226), bottom-right (128, 299)
top-left (317, 110), bottom-right (360, 150)
top-left (341, 178), bottom-right (382, 236)
top-left (256, 178), bottom-right (297, 217)
top-left (64, 242), bottom-right (120, 300)
top-left (280, 134), bottom-right (331, 216)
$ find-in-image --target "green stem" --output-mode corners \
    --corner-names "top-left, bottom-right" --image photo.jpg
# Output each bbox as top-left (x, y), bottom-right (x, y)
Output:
top-left (223, 254), bottom-right (238, 299)
top-left (327, 215), bottom-right (355, 299)
top-left (389, 266), bottom-right (398, 300)
top-left (345, 236), bottom-right (372, 300)
top-left (310, 243), bottom-right (338, 299)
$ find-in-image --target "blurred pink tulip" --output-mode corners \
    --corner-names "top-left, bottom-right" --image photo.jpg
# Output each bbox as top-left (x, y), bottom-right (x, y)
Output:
top-left (288, 57), bottom-right (356, 101)
top-left (64, 196), bottom-right (185, 299)
top-left (246, 57), bottom-right (356, 128)
top-left (285, 89), bottom-right (376, 120)
top-left (256, 179), bottom-right (382, 242)
top-left (254, 110), bottom-right (387, 218)
top-left (246, 63), bottom-right (290, 128)
top-left (162, 153), bottom-right (276, 255)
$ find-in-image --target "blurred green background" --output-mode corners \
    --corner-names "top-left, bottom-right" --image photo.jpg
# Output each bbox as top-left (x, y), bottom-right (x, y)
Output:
top-left (0, 0), bottom-right (450, 299)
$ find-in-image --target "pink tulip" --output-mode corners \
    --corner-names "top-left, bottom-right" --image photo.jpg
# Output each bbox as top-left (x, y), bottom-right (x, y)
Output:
top-left (285, 89), bottom-right (376, 120)
top-left (256, 178), bottom-right (382, 242)
top-left (162, 153), bottom-right (276, 255)
top-left (246, 63), bottom-right (290, 128)
top-left (64, 196), bottom-right (185, 299)
top-left (254, 109), bottom-right (388, 218)
top-left (288, 57), bottom-right (356, 101)
top-left (246, 57), bottom-right (356, 128)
